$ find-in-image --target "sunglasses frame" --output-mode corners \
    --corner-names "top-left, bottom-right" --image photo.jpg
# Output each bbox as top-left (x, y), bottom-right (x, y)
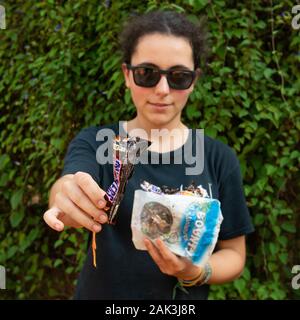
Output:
top-left (126, 63), bottom-right (197, 90)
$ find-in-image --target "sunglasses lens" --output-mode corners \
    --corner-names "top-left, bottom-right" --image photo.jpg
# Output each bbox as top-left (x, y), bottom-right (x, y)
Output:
top-left (130, 65), bottom-right (195, 90)
top-left (168, 71), bottom-right (194, 89)
top-left (133, 67), bottom-right (160, 87)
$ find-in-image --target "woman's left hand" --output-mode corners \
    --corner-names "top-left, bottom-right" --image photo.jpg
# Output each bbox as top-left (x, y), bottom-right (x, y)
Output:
top-left (144, 238), bottom-right (202, 280)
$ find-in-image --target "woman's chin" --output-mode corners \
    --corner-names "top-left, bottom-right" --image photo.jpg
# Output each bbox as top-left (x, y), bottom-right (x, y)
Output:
top-left (145, 115), bottom-right (178, 129)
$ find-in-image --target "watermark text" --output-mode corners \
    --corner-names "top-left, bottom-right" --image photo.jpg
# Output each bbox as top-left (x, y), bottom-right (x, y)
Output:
top-left (292, 265), bottom-right (300, 289)
top-left (95, 122), bottom-right (204, 176)
top-left (0, 5), bottom-right (6, 29)
top-left (0, 265), bottom-right (5, 289)
top-left (292, 5), bottom-right (300, 30)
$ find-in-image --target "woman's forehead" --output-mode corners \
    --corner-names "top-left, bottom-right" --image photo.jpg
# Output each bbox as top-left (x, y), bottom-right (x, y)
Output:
top-left (131, 33), bottom-right (194, 68)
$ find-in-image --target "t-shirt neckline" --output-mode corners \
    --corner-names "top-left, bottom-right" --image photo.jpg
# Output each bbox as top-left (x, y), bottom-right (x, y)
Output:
top-left (116, 121), bottom-right (193, 156)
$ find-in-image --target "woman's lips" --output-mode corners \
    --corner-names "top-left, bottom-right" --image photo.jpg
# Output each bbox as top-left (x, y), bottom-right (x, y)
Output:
top-left (148, 102), bottom-right (171, 108)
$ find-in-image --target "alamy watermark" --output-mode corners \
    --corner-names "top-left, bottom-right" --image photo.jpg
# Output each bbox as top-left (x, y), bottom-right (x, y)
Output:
top-left (0, 5), bottom-right (6, 29)
top-left (292, 4), bottom-right (300, 30)
top-left (0, 265), bottom-right (5, 289)
top-left (292, 265), bottom-right (300, 290)
top-left (95, 121), bottom-right (204, 176)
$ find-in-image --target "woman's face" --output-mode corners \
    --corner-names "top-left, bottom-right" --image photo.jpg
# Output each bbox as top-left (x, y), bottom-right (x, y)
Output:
top-left (122, 33), bottom-right (198, 129)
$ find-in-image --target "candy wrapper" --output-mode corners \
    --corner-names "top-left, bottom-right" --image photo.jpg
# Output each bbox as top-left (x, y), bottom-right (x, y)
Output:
top-left (131, 181), bottom-right (223, 267)
top-left (104, 135), bottom-right (151, 224)
top-left (92, 135), bottom-right (151, 267)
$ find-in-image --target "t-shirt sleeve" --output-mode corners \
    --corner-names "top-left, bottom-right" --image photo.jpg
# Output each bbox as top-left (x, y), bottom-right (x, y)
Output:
top-left (218, 155), bottom-right (255, 240)
top-left (61, 127), bottom-right (101, 185)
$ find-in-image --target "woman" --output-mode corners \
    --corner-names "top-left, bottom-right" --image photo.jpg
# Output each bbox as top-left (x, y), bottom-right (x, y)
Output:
top-left (43, 10), bottom-right (254, 299)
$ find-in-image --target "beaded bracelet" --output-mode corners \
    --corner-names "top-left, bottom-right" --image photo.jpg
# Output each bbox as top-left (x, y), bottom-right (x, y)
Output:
top-left (177, 268), bottom-right (204, 287)
top-left (178, 262), bottom-right (212, 287)
top-left (195, 262), bottom-right (212, 286)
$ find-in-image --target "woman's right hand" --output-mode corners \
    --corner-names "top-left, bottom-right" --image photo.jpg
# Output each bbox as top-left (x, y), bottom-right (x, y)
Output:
top-left (43, 172), bottom-right (108, 233)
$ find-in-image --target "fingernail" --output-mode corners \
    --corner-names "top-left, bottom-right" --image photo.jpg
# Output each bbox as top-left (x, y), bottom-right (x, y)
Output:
top-left (93, 224), bottom-right (101, 233)
top-left (55, 223), bottom-right (62, 231)
top-left (99, 215), bottom-right (107, 223)
top-left (98, 200), bottom-right (105, 208)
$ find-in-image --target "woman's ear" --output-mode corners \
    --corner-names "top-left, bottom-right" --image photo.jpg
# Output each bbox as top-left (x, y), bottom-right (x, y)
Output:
top-left (188, 68), bottom-right (202, 93)
top-left (195, 68), bottom-right (202, 82)
top-left (122, 63), bottom-right (130, 88)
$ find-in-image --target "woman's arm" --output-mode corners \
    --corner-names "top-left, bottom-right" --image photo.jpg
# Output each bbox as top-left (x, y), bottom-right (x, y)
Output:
top-left (207, 235), bottom-right (246, 284)
top-left (144, 235), bottom-right (246, 284)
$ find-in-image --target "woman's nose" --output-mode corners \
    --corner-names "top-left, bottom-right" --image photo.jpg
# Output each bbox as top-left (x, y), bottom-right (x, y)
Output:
top-left (154, 75), bottom-right (170, 95)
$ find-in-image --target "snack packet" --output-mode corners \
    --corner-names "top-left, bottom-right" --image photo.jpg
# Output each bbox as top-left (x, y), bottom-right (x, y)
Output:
top-left (131, 182), bottom-right (223, 267)
top-left (104, 135), bottom-right (151, 224)
top-left (92, 135), bottom-right (150, 267)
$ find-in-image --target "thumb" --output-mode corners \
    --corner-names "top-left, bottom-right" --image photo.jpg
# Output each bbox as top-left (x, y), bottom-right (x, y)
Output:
top-left (43, 206), bottom-right (65, 232)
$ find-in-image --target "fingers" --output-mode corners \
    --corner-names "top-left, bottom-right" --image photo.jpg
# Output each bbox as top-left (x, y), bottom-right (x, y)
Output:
top-left (144, 238), bottom-right (186, 277)
top-left (74, 172), bottom-right (107, 209)
top-left (145, 238), bottom-right (203, 279)
top-left (55, 192), bottom-right (102, 233)
top-left (43, 206), bottom-right (65, 232)
top-left (146, 238), bottom-right (178, 264)
top-left (44, 172), bottom-right (107, 233)
top-left (62, 179), bottom-right (107, 223)
top-left (155, 238), bottom-right (177, 262)
top-left (144, 238), bottom-right (163, 262)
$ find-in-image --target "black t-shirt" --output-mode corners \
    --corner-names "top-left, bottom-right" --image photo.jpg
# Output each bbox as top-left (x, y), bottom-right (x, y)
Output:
top-left (61, 122), bottom-right (254, 300)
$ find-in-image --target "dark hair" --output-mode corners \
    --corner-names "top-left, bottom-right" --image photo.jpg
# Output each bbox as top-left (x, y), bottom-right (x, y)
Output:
top-left (119, 10), bottom-right (209, 70)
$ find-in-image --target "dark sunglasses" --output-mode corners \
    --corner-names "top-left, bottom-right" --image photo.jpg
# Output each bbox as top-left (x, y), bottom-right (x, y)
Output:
top-left (126, 63), bottom-right (197, 90)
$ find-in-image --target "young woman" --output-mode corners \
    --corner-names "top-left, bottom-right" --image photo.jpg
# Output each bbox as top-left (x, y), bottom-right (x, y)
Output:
top-left (43, 11), bottom-right (254, 300)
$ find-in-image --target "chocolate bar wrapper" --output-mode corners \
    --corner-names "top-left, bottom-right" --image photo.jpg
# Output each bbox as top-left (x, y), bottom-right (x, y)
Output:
top-left (105, 136), bottom-right (151, 224)
top-left (131, 190), bottom-right (223, 267)
top-left (92, 135), bottom-right (150, 267)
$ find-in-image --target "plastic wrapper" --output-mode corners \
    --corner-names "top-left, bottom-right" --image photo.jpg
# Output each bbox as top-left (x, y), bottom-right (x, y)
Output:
top-left (104, 135), bottom-right (151, 224)
top-left (131, 182), bottom-right (223, 266)
top-left (92, 135), bottom-right (150, 267)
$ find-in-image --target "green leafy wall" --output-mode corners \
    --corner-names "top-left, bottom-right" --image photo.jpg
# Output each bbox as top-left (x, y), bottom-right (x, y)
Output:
top-left (0, 0), bottom-right (299, 299)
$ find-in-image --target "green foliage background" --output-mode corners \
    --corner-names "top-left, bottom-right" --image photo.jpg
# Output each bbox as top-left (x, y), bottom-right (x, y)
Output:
top-left (0, 0), bottom-right (299, 299)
